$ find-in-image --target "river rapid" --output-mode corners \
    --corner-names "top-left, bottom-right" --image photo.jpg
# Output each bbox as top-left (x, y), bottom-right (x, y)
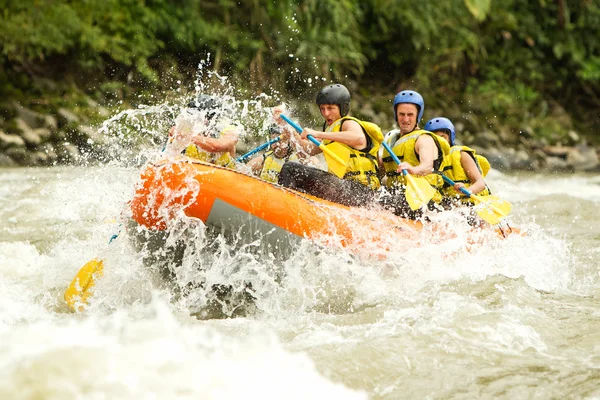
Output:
top-left (1, 157), bottom-right (600, 399)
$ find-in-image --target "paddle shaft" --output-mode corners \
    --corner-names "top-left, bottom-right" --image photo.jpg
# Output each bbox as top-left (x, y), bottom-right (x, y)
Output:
top-left (281, 114), bottom-right (302, 133)
top-left (381, 141), bottom-right (409, 178)
top-left (236, 135), bottom-right (282, 162)
top-left (279, 114), bottom-right (347, 166)
top-left (280, 114), bottom-right (321, 146)
top-left (381, 141), bottom-right (401, 165)
top-left (441, 174), bottom-right (474, 198)
top-left (441, 174), bottom-right (509, 221)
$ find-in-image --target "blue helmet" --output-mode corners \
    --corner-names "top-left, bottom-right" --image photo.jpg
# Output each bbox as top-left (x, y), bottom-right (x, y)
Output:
top-left (425, 117), bottom-right (455, 146)
top-left (393, 90), bottom-right (424, 124)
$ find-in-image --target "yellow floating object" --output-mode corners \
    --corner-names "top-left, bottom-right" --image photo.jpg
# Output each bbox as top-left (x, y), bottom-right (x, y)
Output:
top-left (64, 258), bottom-right (104, 312)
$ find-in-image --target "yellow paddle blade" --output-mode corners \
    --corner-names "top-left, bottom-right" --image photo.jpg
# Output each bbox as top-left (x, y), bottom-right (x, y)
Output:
top-left (319, 142), bottom-right (350, 178)
top-left (470, 195), bottom-right (512, 225)
top-left (404, 174), bottom-right (437, 211)
top-left (64, 258), bottom-right (104, 312)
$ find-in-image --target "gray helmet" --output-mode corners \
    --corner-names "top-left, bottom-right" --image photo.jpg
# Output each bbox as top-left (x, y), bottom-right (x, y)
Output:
top-left (316, 84), bottom-right (351, 117)
top-left (268, 124), bottom-right (283, 136)
top-left (187, 94), bottom-right (221, 119)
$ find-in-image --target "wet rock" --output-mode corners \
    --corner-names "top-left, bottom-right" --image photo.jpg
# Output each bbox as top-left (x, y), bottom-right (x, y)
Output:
top-left (4, 147), bottom-right (30, 164)
top-left (41, 143), bottom-right (58, 160)
top-left (58, 108), bottom-right (80, 125)
top-left (15, 118), bottom-right (42, 145)
top-left (567, 144), bottom-right (598, 171)
top-left (62, 143), bottom-right (81, 161)
top-left (530, 136), bottom-right (549, 149)
top-left (33, 151), bottom-right (50, 164)
top-left (511, 149), bottom-right (538, 171)
top-left (478, 147), bottom-right (511, 171)
top-left (543, 145), bottom-right (569, 158)
top-left (44, 115), bottom-right (58, 130)
top-left (0, 153), bottom-right (17, 166)
top-left (498, 127), bottom-right (513, 143)
top-left (544, 156), bottom-right (570, 172)
top-left (518, 136), bottom-right (533, 149)
top-left (0, 130), bottom-right (26, 149)
top-left (471, 130), bottom-right (500, 148)
top-left (567, 130), bottom-right (580, 145)
top-left (532, 149), bottom-right (548, 167)
top-left (13, 102), bottom-right (46, 129)
top-left (32, 127), bottom-right (52, 142)
top-left (520, 126), bottom-right (535, 138)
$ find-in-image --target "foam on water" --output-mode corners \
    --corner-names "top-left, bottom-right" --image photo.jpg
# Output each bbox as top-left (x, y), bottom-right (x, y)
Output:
top-left (3, 163), bottom-right (598, 398)
top-left (488, 168), bottom-right (600, 204)
top-left (0, 300), bottom-right (366, 400)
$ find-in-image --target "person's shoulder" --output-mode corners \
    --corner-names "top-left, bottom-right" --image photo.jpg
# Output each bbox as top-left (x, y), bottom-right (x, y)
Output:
top-left (416, 132), bottom-right (435, 142)
top-left (340, 117), bottom-right (362, 131)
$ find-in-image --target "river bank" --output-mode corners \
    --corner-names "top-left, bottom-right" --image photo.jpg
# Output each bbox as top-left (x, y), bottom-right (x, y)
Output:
top-left (1, 99), bottom-right (598, 173)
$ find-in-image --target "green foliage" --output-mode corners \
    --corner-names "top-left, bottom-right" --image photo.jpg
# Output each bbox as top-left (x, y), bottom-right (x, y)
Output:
top-left (464, 0), bottom-right (491, 22)
top-left (0, 0), bottom-right (598, 142)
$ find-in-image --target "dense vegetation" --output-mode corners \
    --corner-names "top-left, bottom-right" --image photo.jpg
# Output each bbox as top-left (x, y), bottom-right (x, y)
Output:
top-left (1, 0), bottom-right (599, 144)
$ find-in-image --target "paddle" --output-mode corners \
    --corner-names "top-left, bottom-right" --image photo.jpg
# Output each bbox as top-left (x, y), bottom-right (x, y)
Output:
top-left (236, 135), bottom-right (282, 163)
top-left (279, 114), bottom-right (350, 178)
top-left (380, 141), bottom-right (437, 210)
top-left (441, 174), bottom-right (512, 225)
top-left (64, 231), bottom-right (118, 312)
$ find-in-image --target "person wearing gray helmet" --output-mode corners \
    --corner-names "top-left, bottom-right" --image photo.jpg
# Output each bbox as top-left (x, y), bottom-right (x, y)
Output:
top-left (278, 83), bottom-right (384, 207)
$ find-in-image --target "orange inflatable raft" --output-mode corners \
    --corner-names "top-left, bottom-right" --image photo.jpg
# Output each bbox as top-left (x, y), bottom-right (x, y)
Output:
top-left (129, 158), bottom-right (513, 258)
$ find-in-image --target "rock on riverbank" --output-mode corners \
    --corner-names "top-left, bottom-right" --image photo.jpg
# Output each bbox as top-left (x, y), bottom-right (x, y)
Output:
top-left (1, 101), bottom-right (598, 172)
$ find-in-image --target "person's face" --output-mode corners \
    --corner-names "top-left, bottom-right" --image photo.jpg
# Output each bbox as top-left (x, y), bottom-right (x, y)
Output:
top-left (319, 104), bottom-right (342, 126)
top-left (433, 130), bottom-right (450, 144)
top-left (396, 103), bottom-right (419, 135)
top-left (270, 130), bottom-right (290, 157)
top-left (272, 141), bottom-right (290, 158)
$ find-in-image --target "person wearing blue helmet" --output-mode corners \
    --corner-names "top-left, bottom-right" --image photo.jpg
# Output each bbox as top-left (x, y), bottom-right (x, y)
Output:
top-left (378, 90), bottom-right (450, 219)
top-left (425, 116), bottom-right (491, 206)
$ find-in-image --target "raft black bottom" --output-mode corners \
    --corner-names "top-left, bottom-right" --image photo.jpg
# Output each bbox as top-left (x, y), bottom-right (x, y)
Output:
top-left (278, 161), bottom-right (375, 207)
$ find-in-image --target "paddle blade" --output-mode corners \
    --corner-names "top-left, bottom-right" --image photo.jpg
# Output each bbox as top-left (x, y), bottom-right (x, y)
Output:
top-left (64, 258), bottom-right (104, 312)
top-left (320, 142), bottom-right (350, 178)
top-left (404, 174), bottom-right (437, 210)
top-left (471, 195), bottom-right (512, 225)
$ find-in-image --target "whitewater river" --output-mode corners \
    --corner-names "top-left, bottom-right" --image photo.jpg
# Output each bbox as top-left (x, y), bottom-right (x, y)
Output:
top-left (1, 162), bottom-right (599, 399)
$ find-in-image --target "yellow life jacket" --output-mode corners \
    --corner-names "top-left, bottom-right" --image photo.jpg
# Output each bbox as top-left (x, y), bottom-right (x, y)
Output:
top-left (184, 126), bottom-right (236, 168)
top-left (381, 129), bottom-right (451, 202)
top-left (322, 116), bottom-right (384, 190)
top-left (259, 150), bottom-right (299, 183)
top-left (441, 145), bottom-right (491, 199)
